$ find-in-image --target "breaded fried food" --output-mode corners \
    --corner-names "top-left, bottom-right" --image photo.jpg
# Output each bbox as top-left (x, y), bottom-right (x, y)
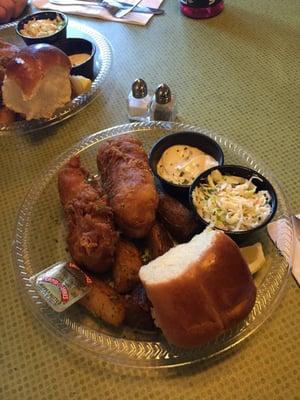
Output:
top-left (157, 192), bottom-right (198, 243)
top-left (79, 278), bottom-right (125, 327)
top-left (58, 155), bottom-right (118, 274)
top-left (124, 283), bottom-right (155, 331)
top-left (97, 134), bottom-right (159, 238)
top-left (146, 221), bottom-right (174, 260)
top-left (113, 239), bottom-right (142, 294)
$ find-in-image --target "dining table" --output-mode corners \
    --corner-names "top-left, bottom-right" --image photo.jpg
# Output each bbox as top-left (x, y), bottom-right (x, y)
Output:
top-left (1, 0), bottom-right (300, 399)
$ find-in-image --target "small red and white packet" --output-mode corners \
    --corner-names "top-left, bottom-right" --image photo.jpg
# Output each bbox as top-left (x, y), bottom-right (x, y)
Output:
top-left (30, 261), bottom-right (93, 312)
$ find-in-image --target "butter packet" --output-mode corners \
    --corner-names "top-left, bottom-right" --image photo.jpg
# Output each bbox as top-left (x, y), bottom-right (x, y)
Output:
top-left (30, 261), bottom-right (93, 312)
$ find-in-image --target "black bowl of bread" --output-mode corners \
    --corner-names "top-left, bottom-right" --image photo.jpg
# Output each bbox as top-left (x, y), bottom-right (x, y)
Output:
top-left (16, 11), bottom-right (68, 46)
top-left (149, 131), bottom-right (224, 198)
top-left (189, 165), bottom-right (278, 241)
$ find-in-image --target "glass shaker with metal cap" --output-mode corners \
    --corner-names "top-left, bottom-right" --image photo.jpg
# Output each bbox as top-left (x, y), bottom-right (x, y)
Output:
top-left (127, 78), bottom-right (152, 122)
top-left (150, 83), bottom-right (176, 121)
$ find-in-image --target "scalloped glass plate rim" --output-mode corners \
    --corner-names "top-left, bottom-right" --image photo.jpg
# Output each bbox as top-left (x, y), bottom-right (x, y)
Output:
top-left (0, 20), bottom-right (112, 135)
top-left (12, 121), bottom-right (293, 368)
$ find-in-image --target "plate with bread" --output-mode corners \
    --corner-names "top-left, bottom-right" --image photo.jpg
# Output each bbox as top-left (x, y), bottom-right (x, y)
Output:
top-left (12, 122), bottom-right (293, 368)
top-left (0, 18), bottom-right (112, 135)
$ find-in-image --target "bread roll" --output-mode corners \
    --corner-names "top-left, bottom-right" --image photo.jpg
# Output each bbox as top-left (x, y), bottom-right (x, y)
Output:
top-left (0, 39), bottom-right (19, 104)
top-left (139, 229), bottom-right (256, 348)
top-left (2, 43), bottom-right (71, 120)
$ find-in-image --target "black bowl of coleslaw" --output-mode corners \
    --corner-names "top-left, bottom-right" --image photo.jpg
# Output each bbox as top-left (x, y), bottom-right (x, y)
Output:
top-left (189, 165), bottom-right (278, 241)
top-left (16, 11), bottom-right (68, 46)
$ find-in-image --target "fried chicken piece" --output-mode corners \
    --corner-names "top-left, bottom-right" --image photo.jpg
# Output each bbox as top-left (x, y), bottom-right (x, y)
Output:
top-left (124, 283), bottom-right (156, 331)
top-left (58, 155), bottom-right (118, 274)
top-left (97, 134), bottom-right (159, 238)
top-left (79, 278), bottom-right (125, 327)
top-left (157, 192), bottom-right (198, 243)
top-left (146, 221), bottom-right (174, 260)
top-left (113, 239), bottom-right (142, 294)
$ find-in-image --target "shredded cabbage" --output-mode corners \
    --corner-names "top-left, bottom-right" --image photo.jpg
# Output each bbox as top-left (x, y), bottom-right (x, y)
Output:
top-left (192, 170), bottom-right (272, 231)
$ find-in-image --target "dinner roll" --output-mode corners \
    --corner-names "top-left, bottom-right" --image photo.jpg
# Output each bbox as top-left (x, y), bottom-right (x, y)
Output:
top-left (139, 228), bottom-right (257, 348)
top-left (2, 43), bottom-right (71, 120)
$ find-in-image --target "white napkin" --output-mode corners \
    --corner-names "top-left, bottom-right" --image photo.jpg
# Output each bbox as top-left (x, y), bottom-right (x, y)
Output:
top-left (32, 0), bottom-right (164, 25)
top-left (267, 215), bottom-right (300, 285)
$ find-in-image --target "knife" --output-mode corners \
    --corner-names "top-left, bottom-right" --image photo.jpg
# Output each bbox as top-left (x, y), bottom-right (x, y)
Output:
top-left (49, 0), bottom-right (164, 15)
top-left (113, 0), bottom-right (142, 18)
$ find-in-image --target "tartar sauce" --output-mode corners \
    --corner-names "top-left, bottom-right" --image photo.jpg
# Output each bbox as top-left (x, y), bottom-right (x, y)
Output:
top-left (157, 145), bottom-right (218, 185)
top-left (69, 53), bottom-right (91, 67)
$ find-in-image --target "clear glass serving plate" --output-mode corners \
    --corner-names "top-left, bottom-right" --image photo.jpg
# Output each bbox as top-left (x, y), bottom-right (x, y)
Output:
top-left (0, 20), bottom-right (112, 136)
top-left (12, 122), bottom-right (293, 368)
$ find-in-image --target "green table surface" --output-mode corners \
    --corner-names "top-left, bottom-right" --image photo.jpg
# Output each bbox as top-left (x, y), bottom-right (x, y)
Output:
top-left (1, 1), bottom-right (300, 399)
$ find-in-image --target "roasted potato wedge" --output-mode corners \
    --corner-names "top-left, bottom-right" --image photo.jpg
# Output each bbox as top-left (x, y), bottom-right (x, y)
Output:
top-left (113, 239), bottom-right (142, 294)
top-left (146, 221), bottom-right (174, 260)
top-left (79, 278), bottom-right (125, 327)
top-left (124, 283), bottom-right (155, 331)
top-left (157, 192), bottom-right (198, 243)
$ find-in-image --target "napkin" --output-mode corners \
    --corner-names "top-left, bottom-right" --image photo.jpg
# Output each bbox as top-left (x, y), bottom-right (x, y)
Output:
top-left (32, 0), bottom-right (164, 25)
top-left (267, 215), bottom-right (300, 285)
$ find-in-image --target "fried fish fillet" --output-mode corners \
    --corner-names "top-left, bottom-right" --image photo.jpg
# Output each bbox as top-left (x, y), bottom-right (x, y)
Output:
top-left (58, 155), bottom-right (118, 274)
top-left (97, 134), bottom-right (159, 238)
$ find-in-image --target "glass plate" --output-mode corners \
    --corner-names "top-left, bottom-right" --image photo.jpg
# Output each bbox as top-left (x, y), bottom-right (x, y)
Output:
top-left (0, 20), bottom-right (112, 136)
top-left (12, 122), bottom-right (293, 368)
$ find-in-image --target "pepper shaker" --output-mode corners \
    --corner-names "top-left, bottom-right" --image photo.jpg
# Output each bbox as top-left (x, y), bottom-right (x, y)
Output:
top-left (150, 83), bottom-right (176, 122)
top-left (127, 78), bottom-right (152, 122)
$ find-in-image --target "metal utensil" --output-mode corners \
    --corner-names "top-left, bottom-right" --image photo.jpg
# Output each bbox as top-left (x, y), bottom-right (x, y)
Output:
top-left (49, 0), bottom-right (164, 15)
top-left (113, 0), bottom-right (143, 17)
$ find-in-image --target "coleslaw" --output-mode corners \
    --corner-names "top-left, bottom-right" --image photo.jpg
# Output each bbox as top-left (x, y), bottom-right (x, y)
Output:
top-left (192, 169), bottom-right (272, 231)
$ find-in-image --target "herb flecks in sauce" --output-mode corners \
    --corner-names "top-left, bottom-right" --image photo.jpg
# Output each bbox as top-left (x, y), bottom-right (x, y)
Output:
top-left (157, 145), bottom-right (218, 186)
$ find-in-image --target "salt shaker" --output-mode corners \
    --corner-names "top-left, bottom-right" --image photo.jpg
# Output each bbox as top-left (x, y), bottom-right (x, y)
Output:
top-left (180, 0), bottom-right (224, 19)
top-left (150, 83), bottom-right (176, 122)
top-left (127, 78), bottom-right (152, 122)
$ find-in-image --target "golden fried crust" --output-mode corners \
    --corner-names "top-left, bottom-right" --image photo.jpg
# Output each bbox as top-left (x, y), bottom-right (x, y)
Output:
top-left (58, 155), bottom-right (118, 274)
top-left (113, 239), bottom-right (142, 294)
top-left (97, 134), bottom-right (159, 238)
top-left (5, 43), bottom-right (71, 98)
top-left (157, 192), bottom-right (198, 243)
